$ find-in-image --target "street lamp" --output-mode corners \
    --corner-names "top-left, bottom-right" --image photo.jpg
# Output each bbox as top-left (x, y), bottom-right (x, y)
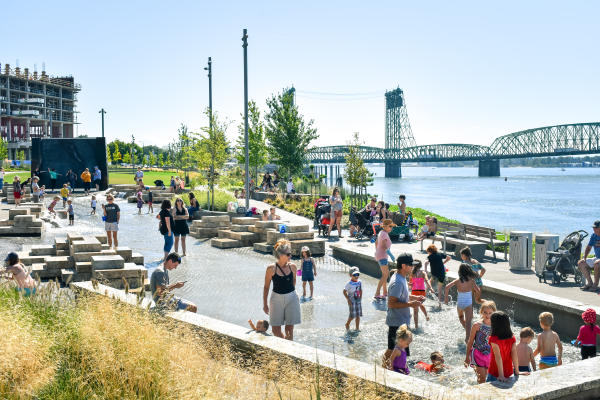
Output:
top-left (242, 29), bottom-right (249, 210)
top-left (98, 108), bottom-right (106, 138)
top-left (204, 57), bottom-right (213, 209)
top-left (131, 134), bottom-right (135, 176)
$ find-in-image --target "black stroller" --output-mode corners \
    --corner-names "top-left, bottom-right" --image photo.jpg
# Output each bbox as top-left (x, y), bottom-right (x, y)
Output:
top-left (538, 230), bottom-right (588, 286)
top-left (351, 207), bottom-right (375, 240)
top-left (314, 199), bottom-right (331, 237)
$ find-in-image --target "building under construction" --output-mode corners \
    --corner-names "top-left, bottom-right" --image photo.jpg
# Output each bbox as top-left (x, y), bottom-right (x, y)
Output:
top-left (0, 63), bottom-right (80, 160)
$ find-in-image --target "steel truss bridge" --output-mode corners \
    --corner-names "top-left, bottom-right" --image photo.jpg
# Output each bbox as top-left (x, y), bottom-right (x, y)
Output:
top-left (307, 89), bottom-right (600, 177)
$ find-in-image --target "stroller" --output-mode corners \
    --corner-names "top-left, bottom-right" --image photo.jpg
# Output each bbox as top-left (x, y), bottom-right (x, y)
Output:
top-left (314, 198), bottom-right (331, 237)
top-left (538, 230), bottom-right (588, 286)
top-left (351, 207), bottom-right (375, 240)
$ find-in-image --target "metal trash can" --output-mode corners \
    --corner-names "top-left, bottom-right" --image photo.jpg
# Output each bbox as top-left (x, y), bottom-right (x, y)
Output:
top-left (534, 234), bottom-right (560, 276)
top-left (509, 231), bottom-right (533, 271)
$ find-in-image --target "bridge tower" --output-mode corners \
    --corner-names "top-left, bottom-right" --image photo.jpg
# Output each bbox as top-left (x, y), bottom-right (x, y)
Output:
top-left (384, 88), bottom-right (416, 177)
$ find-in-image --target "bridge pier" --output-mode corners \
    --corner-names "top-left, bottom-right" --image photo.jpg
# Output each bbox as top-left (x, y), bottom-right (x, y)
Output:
top-left (478, 159), bottom-right (500, 177)
top-left (385, 161), bottom-right (402, 178)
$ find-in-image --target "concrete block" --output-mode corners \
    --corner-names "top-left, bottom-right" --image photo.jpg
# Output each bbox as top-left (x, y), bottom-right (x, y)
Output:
top-left (14, 219), bottom-right (43, 228)
top-left (101, 244), bottom-right (111, 250)
top-left (56, 210), bottom-right (68, 219)
top-left (14, 214), bottom-right (35, 223)
top-left (73, 252), bottom-right (105, 263)
top-left (91, 255), bottom-right (125, 270)
top-left (281, 224), bottom-right (310, 233)
top-left (266, 231), bottom-right (315, 245)
top-left (30, 244), bottom-right (56, 256)
top-left (66, 233), bottom-right (84, 245)
top-left (193, 227), bottom-right (220, 237)
top-left (8, 208), bottom-right (29, 220)
top-left (115, 247), bottom-right (133, 262)
top-left (18, 254), bottom-right (46, 265)
top-left (60, 269), bottom-right (75, 284)
top-left (32, 263), bottom-right (58, 279)
top-left (94, 263), bottom-right (146, 279)
top-left (95, 235), bottom-right (108, 244)
top-left (45, 256), bottom-right (72, 270)
top-left (253, 242), bottom-right (274, 254)
top-left (101, 249), bottom-right (117, 255)
top-left (254, 221), bottom-right (281, 230)
top-left (131, 252), bottom-right (144, 264)
top-left (231, 217), bottom-right (259, 225)
top-left (198, 221), bottom-right (231, 228)
top-left (75, 262), bottom-right (93, 274)
top-left (210, 238), bottom-right (242, 249)
top-left (202, 215), bottom-right (231, 223)
top-left (290, 239), bottom-right (326, 256)
top-left (218, 230), bottom-right (259, 245)
top-left (55, 238), bottom-right (68, 250)
top-left (70, 238), bottom-right (102, 254)
top-left (230, 224), bottom-right (251, 232)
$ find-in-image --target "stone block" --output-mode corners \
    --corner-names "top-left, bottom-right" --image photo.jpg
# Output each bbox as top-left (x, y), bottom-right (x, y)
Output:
top-left (218, 230), bottom-right (259, 245)
top-left (56, 250), bottom-right (69, 257)
top-left (70, 238), bottom-right (102, 254)
top-left (115, 247), bottom-right (133, 262)
top-left (210, 238), bottom-right (242, 249)
top-left (281, 224), bottom-right (310, 233)
top-left (13, 215), bottom-right (37, 227)
top-left (73, 252), bottom-right (104, 263)
top-left (91, 255), bottom-right (125, 270)
top-left (23, 205), bottom-right (43, 214)
top-left (19, 254), bottom-right (46, 265)
top-left (101, 244), bottom-right (111, 250)
top-left (31, 263), bottom-right (58, 279)
top-left (75, 261), bottom-right (93, 274)
top-left (94, 263), bottom-right (146, 279)
top-left (231, 217), bottom-right (259, 225)
top-left (254, 221), bottom-right (281, 230)
top-left (202, 215), bottom-right (231, 223)
top-left (199, 221), bottom-right (231, 228)
top-left (45, 256), bottom-right (72, 270)
top-left (266, 231), bottom-right (315, 245)
top-left (101, 249), bottom-right (117, 255)
top-left (30, 244), bottom-right (56, 256)
top-left (60, 269), bottom-right (75, 284)
top-left (66, 233), bottom-right (84, 245)
top-left (55, 238), bottom-right (68, 250)
top-left (230, 224), bottom-right (251, 232)
top-left (194, 227), bottom-right (220, 237)
top-left (56, 210), bottom-right (68, 219)
top-left (290, 239), bottom-right (326, 256)
top-left (8, 208), bottom-right (29, 220)
top-left (131, 252), bottom-right (144, 264)
top-left (253, 242), bottom-right (274, 254)
top-left (95, 235), bottom-right (108, 244)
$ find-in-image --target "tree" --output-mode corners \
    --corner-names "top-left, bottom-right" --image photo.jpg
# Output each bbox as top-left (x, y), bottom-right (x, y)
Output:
top-left (264, 88), bottom-right (318, 178)
top-left (157, 153), bottom-right (164, 167)
top-left (122, 152), bottom-right (131, 164)
top-left (112, 142), bottom-right (122, 164)
top-left (148, 152), bottom-right (157, 167)
top-left (106, 146), bottom-right (112, 164)
top-left (236, 100), bottom-right (268, 183)
top-left (195, 109), bottom-right (229, 210)
top-left (344, 132), bottom-right (373, 207)
top-left (0, 139), bottom-right (8, 162)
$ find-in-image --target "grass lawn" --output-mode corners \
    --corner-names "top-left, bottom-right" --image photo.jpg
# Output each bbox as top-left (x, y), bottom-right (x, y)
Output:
top-left (107, 169), bottom-right (200, 185)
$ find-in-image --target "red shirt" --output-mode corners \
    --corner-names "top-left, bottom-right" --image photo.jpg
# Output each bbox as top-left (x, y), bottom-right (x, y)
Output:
top-left (488, 335), bottom-right (516, 378)
top-left (577, 324), bottom-right (600, 345)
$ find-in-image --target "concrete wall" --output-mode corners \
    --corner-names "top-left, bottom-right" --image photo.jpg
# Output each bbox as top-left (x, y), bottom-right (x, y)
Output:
top-left (73, 281), bottom-right (600, 400)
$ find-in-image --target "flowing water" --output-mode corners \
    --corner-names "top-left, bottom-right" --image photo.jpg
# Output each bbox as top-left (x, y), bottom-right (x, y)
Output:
top-left (0, 194), bottom-right (580, 386)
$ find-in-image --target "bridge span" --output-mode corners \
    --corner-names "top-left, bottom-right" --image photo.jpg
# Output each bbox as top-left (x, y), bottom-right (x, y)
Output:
top-left (307, 89), bottom-right (600, 177)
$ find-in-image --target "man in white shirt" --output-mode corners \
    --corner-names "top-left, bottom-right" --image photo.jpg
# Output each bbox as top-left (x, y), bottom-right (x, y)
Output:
top-left (286, 178), bottom-right (295, 194)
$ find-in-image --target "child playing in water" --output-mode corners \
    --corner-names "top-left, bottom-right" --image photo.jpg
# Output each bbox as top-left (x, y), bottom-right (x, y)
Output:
top-left (136, 190), bottom-right (144, 214)
top-left (488, 311), bottom-right (522, 382)
top-left (261, 210), bottom-right (269, 221)
top-left (574, 308), bottom-right (600, 359)
top-left (301, 246), bottom-right (317, 299)
top-left (517, 327), bottom-right (536, 373)
top-left (60, 183), bottom-right (69, 208)
top-left (465, 300), bottom-right (496, 383)
top-left (416, 351), bottom-right (447, 373)
top-left (343, 267), bottom-right (362, 331)
top-left (460, 247), bottom-right (486, 304)
top-left (147, 189), bottom-right (154, 213)
top-left (424, 244), bottom-right (451, 307)
top-left (533, 312), bottom-right (563, 369)
top-left (373, 219), bottom-right (395, 300)
top-left (389, 324), bottom-right (412, 374)
top-left (47, 196), bottom-right (60, 217)
top-left (445, 263), bottom-right (480, 343)
top-left (90, 195), bottom-right (97, 215)
top-left (67, 199), bottom-right (74, 225)
top-left (410, 260), bottom-right (433, 329)
top-left (247, 319), bottom-right (269, 333)
top-left (39, 185), bottom-right (46, 202)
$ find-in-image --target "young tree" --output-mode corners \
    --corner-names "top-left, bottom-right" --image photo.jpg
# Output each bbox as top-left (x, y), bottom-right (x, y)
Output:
top-left (122, 152), bottom-right (131, 164)
top-left (106, 146), bottom-right (112, 165)
top-left (148, 152), bottom-right (157, 167)
top-left (0, 139), bottom-right (8, 162)
top-left (157, 153), bottom-right (164, 167)
top-left (236, 100), bottom-right (268, 183)
top-left (264, 88), bottom-right (318, 179)
top-left (112, 142), bottom-right (122, 164)
top-left (344, 132), bottom-right (373, 207)
top-left (195, 109), bottom-right (229, 210)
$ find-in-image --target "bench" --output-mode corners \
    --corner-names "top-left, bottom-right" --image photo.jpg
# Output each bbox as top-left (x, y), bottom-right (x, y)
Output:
top-left (462, 224), bottom-right (508, 260)
top-left (420, 221), bottom-right (463, 251)
top-left (419, 221), bottom-right (487, 260)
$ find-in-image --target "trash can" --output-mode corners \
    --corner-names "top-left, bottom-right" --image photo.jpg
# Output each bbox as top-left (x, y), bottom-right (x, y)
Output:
top-left (509, 231), bottom-right (532, 271)
top-left (534, 234), bottom-right (560, 276)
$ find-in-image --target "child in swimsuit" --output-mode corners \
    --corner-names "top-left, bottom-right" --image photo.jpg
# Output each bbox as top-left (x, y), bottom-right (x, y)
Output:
top-left (465, 300), bottom-right (496, 383)
top-left (488, 311), bottom-right (522, 382)
top-left (301, 246), bottom-right (317, 299)
top-left (533, 312), bottom-right (562, 369)
top-left (389, 324), bottom-right (412, 375)
top-left (90, 195), bottom-right (97, 215)
top-left (416, 351), bottom-right (447, 373)
top-left (574, 308), bottom-right (600, 360)
top-left (248, 319), bottom-right (269, 333)
top-left (517, 327), bottom-right (536, 373)
top-left (47, 196), bottom-right (60, 217)
top-left (445, 263), bottom-right (480, 343)
top-left (136, 190), bottom-right (144, 214)
top-left (460, 246), bottom-right (486, 304)
top-left (410, 260), bottom-right (433, 329)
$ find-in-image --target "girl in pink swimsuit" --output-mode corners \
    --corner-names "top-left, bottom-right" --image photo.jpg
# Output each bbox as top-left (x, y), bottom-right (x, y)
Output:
top-left (410, 260), bottom-right (433, 329)
top-left (4, 252), bottom-right (36, 296)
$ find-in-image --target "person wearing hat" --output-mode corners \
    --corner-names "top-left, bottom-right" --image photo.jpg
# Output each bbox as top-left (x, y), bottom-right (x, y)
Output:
top-left (3, 252), bottom-right (36, 296)
top-left (343, 266), bottom-right (363, 331)
top-left (31, 176), bottom-right (41, 203)
top-left (384, 252), bottom-right (425, 369)
top-left (575, 308), bottom-right (600, 359)
top-left (374, 219), bottom-right (396, 300)
top-left (578, 220), bottom-right (600, 291)
top-left (300, 245), bottom-right (317, 299)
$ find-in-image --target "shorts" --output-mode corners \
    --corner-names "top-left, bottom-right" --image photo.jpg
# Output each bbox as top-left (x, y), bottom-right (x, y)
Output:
top-left (17, 287), bottom-right (36, 297)
top-left (539, 356), bottom-right (558, 369)
top-left (105, 222), bottom-right (119, 231)
top-left (486, 374), bottom-right (498, 382)
top-left (411, 290), bottom-right (426, 297)
top-left (584, 258), bottom-right (600, 268)
top-left (269, 291), bottom-right (301, 326)
top-left (471, 348), bottom-right (491, 368)
top-left (426, 232), bottom-right (435, 238)
top-left (92, 207), bottom-right (96, 212)
top-left (431, 274), bottom-right (446, 286)
top-left (581, 345), bottom-right (597, 360)
top-left (69, 214), bottom-right (74, 221)
top-left (301, 269), bottom-right (314, 282)
top-left (348, 299), bottom-right (362, 318)
top-left (84, 182), bottom-right (91, 190)
top-left (174, 296), bottom-right (195, 311)
top-left (93, 179), bottom-right (101, 186)
top-left (13, 191), bottom-right (21, 199)
top-left (378, 258), bottom-right (389, 266)
top-left (518, 366), bottom-right (531, 373)
top-left (62, 197), bottom-right (68, 202)
top-left (387, 326), bottom-right (411, 355)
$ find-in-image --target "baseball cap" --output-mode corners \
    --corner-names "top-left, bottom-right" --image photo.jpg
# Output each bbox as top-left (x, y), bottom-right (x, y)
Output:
top-left (349, 266), bottom-right (360, 276)
top-left (301, 246), bottom-right (310, 252)
top-left (397, 252), bottom-right (418, 266)
top-left (593, 220), bottom-right (600, 228)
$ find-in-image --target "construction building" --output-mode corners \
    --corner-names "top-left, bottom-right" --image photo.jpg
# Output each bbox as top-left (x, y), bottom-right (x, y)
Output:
top-left (0, 63), bottom-right (80, 160)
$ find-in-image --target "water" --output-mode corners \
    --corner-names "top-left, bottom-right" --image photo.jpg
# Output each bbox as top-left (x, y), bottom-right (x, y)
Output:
top-left (0, 195), bottom-right (580, 387)
top-left (335, 166), bottom-right (600, 239)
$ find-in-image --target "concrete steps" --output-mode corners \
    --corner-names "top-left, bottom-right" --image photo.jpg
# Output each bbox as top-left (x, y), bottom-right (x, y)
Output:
top-left (217, 230), bottom-right (259, 246)
top-left (266, 231), bottom-right (314, 245)
top-left (230, 224), bottom-right (251, 232)
top-left (253, 242), bottom-right (273, 253)
top-left (210, 238), bottom-right (243, 249)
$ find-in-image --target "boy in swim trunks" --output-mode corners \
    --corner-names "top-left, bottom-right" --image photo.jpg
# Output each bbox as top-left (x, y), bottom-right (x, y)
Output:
top-left (517, 327), bottom-right (536, 373)
top-left (533, 312), bottom-right (562, 369)
top-left (248, 319), bottom-right (269, 333)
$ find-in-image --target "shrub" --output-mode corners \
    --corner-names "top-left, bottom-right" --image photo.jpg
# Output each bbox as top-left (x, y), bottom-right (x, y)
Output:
top-left (175, 189), bottom-right (235, 212)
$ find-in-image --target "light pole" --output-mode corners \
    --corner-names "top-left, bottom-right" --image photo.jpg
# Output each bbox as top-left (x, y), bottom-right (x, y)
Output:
top-left (131, 134), bottom-right (135, 176)
top-left (204, 57), bottom-right (213, 209)
top-left (242, 29), bottom-right (250, 210)
top-left (98, 108), bottom-right (106, 138)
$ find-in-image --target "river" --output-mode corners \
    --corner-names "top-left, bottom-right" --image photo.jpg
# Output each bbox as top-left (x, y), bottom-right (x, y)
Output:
top-left (354, 166), bottom-right (599, 239)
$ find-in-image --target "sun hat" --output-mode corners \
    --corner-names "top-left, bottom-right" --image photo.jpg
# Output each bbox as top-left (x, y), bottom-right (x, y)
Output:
top-left (582, 308), bottom-right (597, 324)
top-left (349, 266), bottom-right (360, 276)
top-left (301, 246), bottom-right (310, 253)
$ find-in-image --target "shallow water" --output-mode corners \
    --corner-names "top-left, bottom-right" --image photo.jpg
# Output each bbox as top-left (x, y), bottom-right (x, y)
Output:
top-left (0, 194), bottom-right (580, 386)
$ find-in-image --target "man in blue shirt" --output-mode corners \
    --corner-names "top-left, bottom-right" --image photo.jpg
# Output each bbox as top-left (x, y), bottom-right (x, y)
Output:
top-left (93, 166), bottom-right (102, 191)
top-left (578, 220), bottom-right (600, 291)
top-left (384, 252), bottom-right (425, 369)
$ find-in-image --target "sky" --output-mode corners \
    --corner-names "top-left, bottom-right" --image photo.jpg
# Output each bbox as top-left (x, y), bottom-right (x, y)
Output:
top-left (2, 1), bottom-right (599, 148)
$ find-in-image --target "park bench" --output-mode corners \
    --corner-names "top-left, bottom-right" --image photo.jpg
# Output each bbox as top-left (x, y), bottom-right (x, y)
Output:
top-left (420, 221), bottom-right (488, 260)
top-left (420, 221), bottom-right (463, 251)
top-left (462, 223), bottom-right (508, 260)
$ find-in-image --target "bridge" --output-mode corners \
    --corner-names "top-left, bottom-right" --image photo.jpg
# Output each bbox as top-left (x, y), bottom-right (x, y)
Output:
top-left (307, 88), bottom-right (600, 177)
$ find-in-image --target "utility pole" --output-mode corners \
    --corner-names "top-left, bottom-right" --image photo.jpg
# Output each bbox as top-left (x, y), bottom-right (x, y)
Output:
top-left (242, 29), bottom-right (250, 210)
top-left (98, 108), bottom-right (106, 138)
top-left (204, 57), bottom-right (213, 210)
top-left (131, 134), bottom-right (135, 176)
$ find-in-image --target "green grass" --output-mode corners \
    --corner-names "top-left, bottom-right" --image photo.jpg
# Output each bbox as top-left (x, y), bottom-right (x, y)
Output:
top-left (107, 169), bottom-right (200, 185)
top-left (175, 189), bottom-right (236, 212)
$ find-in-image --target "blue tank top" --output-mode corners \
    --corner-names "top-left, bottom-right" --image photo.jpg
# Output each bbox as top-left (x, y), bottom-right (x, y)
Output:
top-left (302, 258), bottom-right (314, 274)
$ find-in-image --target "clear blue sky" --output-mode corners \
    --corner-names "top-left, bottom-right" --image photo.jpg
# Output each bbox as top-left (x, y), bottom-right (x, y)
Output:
top-left (2, 1), bottom-right (598, 148)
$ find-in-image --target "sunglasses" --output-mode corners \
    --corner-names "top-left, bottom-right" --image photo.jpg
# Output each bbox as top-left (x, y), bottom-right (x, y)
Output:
top-left (352, 274), bottom-right (360, 277)
top-left (285, 253), bottom-right (292, 257)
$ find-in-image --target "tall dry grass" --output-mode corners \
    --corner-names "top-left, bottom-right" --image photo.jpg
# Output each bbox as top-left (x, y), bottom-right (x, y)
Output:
top-left (0, 282), bottom-right (412, 400)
